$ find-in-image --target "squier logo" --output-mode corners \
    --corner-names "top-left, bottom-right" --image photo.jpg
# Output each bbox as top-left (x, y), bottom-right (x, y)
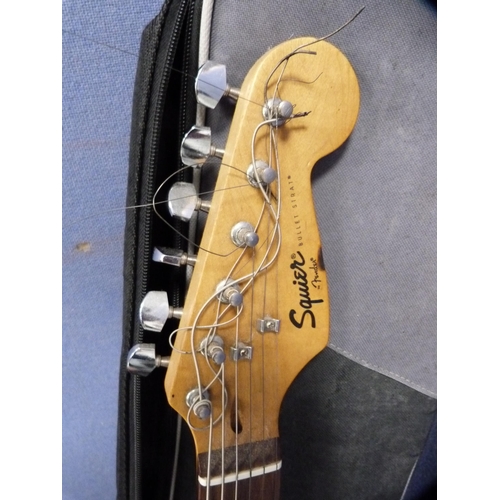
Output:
top-left (289, 251), bottom-right (324, 328)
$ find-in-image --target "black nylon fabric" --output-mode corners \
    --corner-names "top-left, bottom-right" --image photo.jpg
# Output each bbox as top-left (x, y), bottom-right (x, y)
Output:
top-left (169, 350), bottom-right (437, 500)
top-left (118, 0), bottom-right (202, 498)
top-left (279, 349), bottom-right (436, 500)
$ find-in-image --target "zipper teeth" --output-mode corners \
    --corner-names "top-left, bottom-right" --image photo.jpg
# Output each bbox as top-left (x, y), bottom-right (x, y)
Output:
top-left (133, 1), bottom-right (192, 498)
top-left (172, 2), bottom-right (195, 310)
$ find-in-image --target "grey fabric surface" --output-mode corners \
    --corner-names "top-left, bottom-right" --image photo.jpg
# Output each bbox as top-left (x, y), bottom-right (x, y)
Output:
top-left (206, 0), bottom-right (437, 398)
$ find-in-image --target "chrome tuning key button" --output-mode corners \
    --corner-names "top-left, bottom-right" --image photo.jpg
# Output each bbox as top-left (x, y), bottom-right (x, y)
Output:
top-left (139, 291), bottom-right (183, 332)
top-left (200, 335), bottom-right (226, 365)
top-left (195, 60), bottom-right (240, 109)
top-left (186, 388), bottom-right (211, 420)
top-left (216, 279), bottom-right (243, 307)
top-left (152, 247), bottom-right (197, 267)
top-left (180, 126), bottom-right (224, 166)
top-left (167, 182), bottom-right (211, 222)
top-left (126, 343), bottom-right (170, 377)
top-left (231, 221), bottom-right (259, 248)
top-left (263, 97), bottom-right (294, 127)
top-left (247, 160), bottom-right (277, 187)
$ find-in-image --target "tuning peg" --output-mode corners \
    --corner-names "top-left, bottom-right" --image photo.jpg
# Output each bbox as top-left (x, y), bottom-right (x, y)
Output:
top-left (152, 246), bottom-right (197, 267)
top-left (139, 291), bottom-right (183, 332)
top-left (247, 160), bottom-right (277, 187)
top-left (263, 97), bottom-right (294, 127)
top-left (180, 126), bottom-right (224, 166)
top-left (200, 335), bottom-right (226, 365)
top-left (195, 60), bottom-right (240, 109)
top-left (231, 221), bottom-right (259, 248)
top-left (167, 181), bottom-right (211, 222)
top-left (216, 279), bottom-right (243, 307)
top-left (127, 343), bottom-right (170, 377)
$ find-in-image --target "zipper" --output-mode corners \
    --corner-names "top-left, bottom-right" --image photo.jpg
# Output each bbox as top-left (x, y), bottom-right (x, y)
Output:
top-left (130, 1), bottom-right (195, 498)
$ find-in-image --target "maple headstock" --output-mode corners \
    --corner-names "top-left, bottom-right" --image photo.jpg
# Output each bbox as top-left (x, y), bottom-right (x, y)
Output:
top-left (163, 36), bottom-right (360, 458)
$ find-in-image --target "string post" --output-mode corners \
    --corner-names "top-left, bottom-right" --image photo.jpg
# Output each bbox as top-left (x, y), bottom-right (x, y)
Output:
top-left (231, 221), bottom-right (259, 248)
top-left (186, 388), bottom-right (211, 420)
top-left (200, 335), bottom-right (226, 365)
top-left (247, 159), bottom-right (277, 187)
top-left (262, 97), bottom-right (294, 127)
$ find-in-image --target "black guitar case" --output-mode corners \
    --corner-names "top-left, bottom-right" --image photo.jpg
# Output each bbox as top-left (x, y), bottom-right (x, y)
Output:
top-left (117, 1), bottom-right (437, 498)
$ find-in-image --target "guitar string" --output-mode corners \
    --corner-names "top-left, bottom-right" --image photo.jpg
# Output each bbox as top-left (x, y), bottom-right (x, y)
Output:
top-left (63, 28), bottom-right (266, 110)
top-left (233, 313), bottom-right (240, 500)
top-left (62, 166), bottom-right (249, 232)
top-left (251, 121), bottom-right (283, 498)
top-left (206, 410), bottom-right (214, 500)
top-left (183, 118), bottom-right (283, 494)
top-left (161, 39), bottom-right (314, 496)
top-left (263, 124), bottom-right (280, 498)
top-left (157, 46), bottom-right (312, 495)
top-left (168, 42), bottom-right (311, 445)
top-left (221, 361), bottom-right (225, 499)
top-left (261, 124), bottom-right (274, 498)
top-left (189, 248), bottom-right (246, 403)
top-left (270, 128), bottom-right (283, 498)
top-left (263, 126), bottom-right (274, 498)
top-left (64, 8), bottom-right (366, 236)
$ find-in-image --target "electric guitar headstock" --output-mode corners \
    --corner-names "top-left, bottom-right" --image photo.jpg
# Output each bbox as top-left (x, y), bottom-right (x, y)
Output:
top-left (128, 37), bottom-right (359, 497)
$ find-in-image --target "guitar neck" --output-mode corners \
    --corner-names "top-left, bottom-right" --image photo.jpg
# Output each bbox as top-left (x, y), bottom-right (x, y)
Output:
top-left (197, 437), bottom-right (281, 499)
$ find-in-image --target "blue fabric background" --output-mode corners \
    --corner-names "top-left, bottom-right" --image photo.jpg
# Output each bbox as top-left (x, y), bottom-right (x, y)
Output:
top-left (63, 1), bottom-right (163, 498)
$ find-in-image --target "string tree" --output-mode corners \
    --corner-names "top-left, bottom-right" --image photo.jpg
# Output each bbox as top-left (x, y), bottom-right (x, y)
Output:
top-left (229, 342), bottom-right (253, 362)
top-left (256, 317), bottom-right (281, 334)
